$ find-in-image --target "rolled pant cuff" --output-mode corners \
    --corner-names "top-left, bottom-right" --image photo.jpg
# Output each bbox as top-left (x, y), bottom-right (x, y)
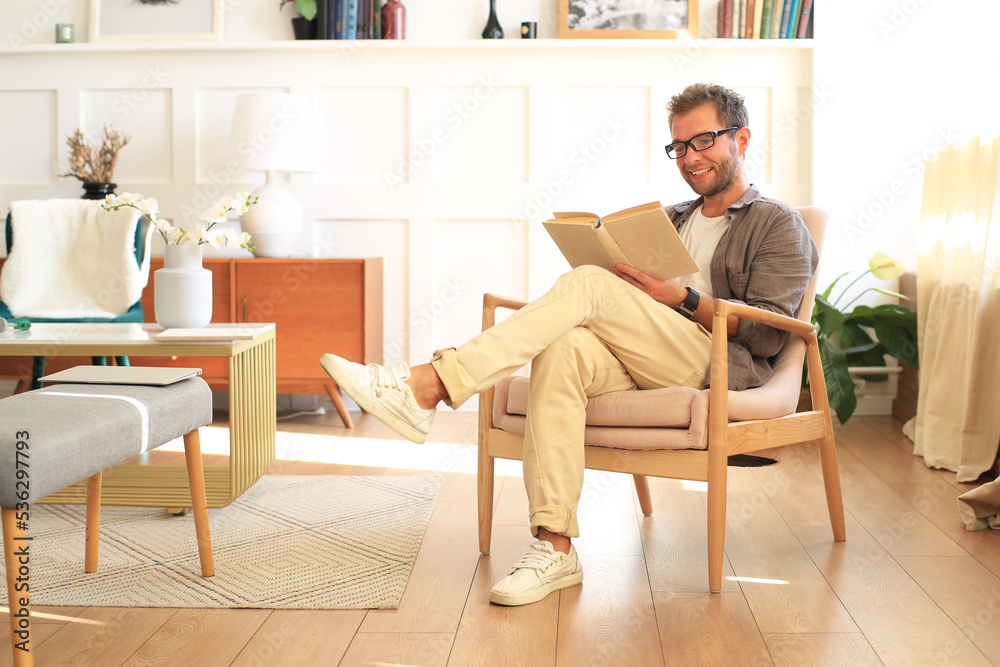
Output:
top-left (430, 347), bottom-right (477, 409)
top-left (529, 505), bottom-right (579, 539)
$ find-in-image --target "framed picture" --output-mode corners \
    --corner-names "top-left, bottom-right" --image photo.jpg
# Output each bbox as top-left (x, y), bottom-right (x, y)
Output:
top-left (90, 0), bottom-right (222, 43)
top-left (557, 0), bottom-right (699, 39)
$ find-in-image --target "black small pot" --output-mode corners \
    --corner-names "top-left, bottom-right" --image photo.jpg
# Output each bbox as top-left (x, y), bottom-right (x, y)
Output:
top-left (292, 16), bottom-right (317, 39)
top-left (81, 182), bottom-right (116, 200)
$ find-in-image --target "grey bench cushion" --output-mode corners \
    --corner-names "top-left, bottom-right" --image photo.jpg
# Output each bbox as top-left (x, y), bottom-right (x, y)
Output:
top-left (0, 378), bottom-right (212, 506)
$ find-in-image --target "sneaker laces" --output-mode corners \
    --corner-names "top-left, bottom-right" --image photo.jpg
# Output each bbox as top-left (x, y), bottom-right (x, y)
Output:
top-left (371, 363), bottom-right (417, 412)
top-left (510, 542), bottom-right (565, 574)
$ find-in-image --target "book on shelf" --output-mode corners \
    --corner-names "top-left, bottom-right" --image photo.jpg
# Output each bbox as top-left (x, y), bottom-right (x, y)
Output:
top-left (718, 0), bottom-right (811, 39)
top-left (759, 0), bottom-right (773, 38)
top-left (796, 0), bottom-right (814, 38)
top-left (752, 0), bottom-right (764, 38)
top-left (542, 202), bottom-right (699, 281)
top-left (317, 0), bottom-right (329, 39)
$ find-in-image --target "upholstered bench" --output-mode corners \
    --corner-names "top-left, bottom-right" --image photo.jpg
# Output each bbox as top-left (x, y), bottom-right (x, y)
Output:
top-left (0, 378), bottom-right (215, 667)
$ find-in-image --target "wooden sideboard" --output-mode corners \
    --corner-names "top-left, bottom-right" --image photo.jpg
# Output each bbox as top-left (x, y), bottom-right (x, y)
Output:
top-left (0, 257), bottom-right (383, 428)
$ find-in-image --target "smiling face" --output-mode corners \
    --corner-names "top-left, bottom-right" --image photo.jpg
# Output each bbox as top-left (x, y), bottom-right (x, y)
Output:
top-left (670, 103), bottom-right (749, 206)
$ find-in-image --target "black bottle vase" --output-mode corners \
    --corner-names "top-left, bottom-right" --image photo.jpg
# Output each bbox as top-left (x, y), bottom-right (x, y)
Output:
top-left (482, 0), bottom-right (503, 39)
top-left (81, 182), bottom-right (116, 200)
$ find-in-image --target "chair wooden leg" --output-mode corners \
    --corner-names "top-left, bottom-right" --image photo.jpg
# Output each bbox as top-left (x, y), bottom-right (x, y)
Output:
top-left (85, 473), bottom-right (102, 573)
top-left (478, 441), bottom-right (495, 555)
top-left (818, 434), bottom-right (847, 542)
top-left (707, 447), bottom-right (728, 594)
top-left (3, 506), bottom-right (33, 667)
top-left (183, 429), bottom-right (215, 577)
top-left (633, 474), bottom-right (653, 516)
top-left (324, 384), bottom-right (355, 429)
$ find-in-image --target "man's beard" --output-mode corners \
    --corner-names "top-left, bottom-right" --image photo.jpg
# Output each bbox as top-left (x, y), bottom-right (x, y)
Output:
top-left (687, 149), bottom-right (740, 198)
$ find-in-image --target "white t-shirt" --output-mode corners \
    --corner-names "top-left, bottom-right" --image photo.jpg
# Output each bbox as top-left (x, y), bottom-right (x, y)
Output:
top-left (675, 205), bottom-right (729, 300)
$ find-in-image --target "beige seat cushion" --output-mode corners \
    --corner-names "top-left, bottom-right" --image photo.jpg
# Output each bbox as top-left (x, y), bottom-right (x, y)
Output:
top-left (491, 337), bottom-right (806, 459)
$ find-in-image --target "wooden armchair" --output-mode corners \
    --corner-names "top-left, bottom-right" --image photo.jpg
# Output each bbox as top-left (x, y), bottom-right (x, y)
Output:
top-left (476, 207), bottom-right (846, 593)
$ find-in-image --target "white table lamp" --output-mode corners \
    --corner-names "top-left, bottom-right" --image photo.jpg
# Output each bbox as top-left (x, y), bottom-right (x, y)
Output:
top-left (227, 93), bottom-right (318, 257)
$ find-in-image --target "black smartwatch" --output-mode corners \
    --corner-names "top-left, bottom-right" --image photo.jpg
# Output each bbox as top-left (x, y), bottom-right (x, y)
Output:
top-left (675, 287), bottom-right (700, 319)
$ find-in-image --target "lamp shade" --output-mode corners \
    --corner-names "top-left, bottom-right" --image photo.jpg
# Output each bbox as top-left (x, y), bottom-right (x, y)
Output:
top-left (227, 93), bottom-right (318, 174)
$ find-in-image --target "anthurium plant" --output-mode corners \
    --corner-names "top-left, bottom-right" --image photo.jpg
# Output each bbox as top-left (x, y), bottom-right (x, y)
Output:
top-left (809, 252), bottom-right (918, 425)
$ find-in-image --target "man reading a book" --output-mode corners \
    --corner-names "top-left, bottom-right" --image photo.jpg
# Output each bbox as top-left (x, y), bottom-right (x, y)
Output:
top-left (320, 82), bottom-right (818, 606)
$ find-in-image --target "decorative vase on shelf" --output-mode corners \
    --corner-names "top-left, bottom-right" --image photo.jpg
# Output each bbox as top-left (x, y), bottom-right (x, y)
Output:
top-left (482, 0), bottom-right (502, 38)
top-left (381, 0), bottom-right (405, 39)
top-left (154, 244), bottom-right (213, 329)
top-left (81, 182), bottom-right (116, 200)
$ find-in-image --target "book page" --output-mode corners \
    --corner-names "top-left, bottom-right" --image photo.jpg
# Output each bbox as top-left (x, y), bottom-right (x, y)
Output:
top-left (542, 219), bottom-right (626, 273)
top-left (599, 205), bottom-right (700, 280)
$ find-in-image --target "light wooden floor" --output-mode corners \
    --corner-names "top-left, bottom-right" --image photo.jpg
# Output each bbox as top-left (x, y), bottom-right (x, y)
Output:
top-left (4, 411), bottom-right (1000, 667)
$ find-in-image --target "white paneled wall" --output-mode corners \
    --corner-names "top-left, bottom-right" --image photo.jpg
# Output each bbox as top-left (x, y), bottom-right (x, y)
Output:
top-left (0, 41), bottom-right (813, 376)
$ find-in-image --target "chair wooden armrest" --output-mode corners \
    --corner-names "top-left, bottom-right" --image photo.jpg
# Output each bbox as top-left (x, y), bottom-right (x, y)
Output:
top-left (482, 293), bottom-right (528, 331)
top-left (713, 299), bottom-right (817, 341)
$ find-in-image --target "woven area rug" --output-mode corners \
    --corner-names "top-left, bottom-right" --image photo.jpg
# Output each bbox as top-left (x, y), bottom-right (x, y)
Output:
top-left (1, 475), bottom-right (440, 609)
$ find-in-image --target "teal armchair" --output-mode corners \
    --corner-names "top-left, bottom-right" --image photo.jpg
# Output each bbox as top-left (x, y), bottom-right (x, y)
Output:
top-left (0, 207), bottom-right (150, 390)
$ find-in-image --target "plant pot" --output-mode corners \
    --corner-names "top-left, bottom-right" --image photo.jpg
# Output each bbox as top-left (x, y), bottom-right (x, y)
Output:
top-left (292, 16), bottom-right (317, 39)
top-left (154, 244), bottom-right (213, 329)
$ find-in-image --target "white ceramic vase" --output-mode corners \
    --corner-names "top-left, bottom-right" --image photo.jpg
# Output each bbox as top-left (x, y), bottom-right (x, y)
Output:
top-left (154, 244), bottom-right (213, 329)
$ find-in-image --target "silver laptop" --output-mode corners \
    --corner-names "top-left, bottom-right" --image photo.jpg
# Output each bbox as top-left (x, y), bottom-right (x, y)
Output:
top-left (39, 365), bottom-right (203, 386)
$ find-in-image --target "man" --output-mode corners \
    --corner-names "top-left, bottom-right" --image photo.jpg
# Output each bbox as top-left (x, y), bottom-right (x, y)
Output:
top-left (320, 83), bottom-right (818, 606)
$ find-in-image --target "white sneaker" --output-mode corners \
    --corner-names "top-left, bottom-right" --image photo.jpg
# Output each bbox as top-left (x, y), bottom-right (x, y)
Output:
top-left (489, 540), bottom-right (583, 606)
top-left (319, 354), bottom-right (435, 444)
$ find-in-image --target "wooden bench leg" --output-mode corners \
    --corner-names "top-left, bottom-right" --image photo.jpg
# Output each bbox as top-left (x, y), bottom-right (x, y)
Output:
top-left (3, 506), bottom-right (33, 667)
top-left (633, 474), bottom-right (653, 516)
top-left (324, 384), bottom-right (355, 429)
top-left (85, 473), bottom-right (102, 573)
top-left (183, 429), bottom-right (215, 577)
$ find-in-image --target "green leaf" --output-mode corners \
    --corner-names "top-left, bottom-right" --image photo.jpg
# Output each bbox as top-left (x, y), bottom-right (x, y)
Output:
top-left (813, 294), bottom-right (846, 336)
top-left (874, 287), bottom-right (909, 301)
top-left (837, 321), bottom-right (888, 380)
top-left (818, 337), bottom-right (857, 424)
top-left (295, 0), bottom-right (317, 20)
top-left (874, 322), bottom-right (920, 368)
top-left (845, 303), bottom-right (917, 329)
top-left (821, 271), bottom-right (852, 300)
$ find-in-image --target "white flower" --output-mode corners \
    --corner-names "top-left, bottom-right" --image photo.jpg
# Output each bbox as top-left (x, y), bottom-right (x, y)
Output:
top-left (869, 251), bottom-right (907, 281)
top-left (165, 228), bottom-right (185, 245)
top-left (138, 198), bottom-right (159, 219)
top-left (205, 228), bottom-right (231, 249)
top-left (101, 190), bottom-right (256, 248)
top-left (153, 218), bottom-right (175, 235)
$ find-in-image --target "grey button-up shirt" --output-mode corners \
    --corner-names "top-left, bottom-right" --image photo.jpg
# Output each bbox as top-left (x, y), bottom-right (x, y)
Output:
top-left (668, 185), bottom-right (819, 391)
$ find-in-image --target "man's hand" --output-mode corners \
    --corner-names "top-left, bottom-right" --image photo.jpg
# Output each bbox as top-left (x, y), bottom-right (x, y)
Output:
top-left (612, 263), bottom-right (741, 336)
top-left (611, 263), bottom-right (687, 308)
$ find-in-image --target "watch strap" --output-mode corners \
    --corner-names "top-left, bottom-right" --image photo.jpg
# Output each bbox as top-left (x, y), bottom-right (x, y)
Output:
top-left (675, 287), bottom-right (699, 319)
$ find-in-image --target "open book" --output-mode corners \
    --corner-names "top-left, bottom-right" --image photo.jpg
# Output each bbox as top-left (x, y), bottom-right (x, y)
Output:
top-left (542, 201), bottom-right (699, 281)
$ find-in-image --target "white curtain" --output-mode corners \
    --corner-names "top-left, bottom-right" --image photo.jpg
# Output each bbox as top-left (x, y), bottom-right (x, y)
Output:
top-left (913, 135), bottom-right (1000, 484)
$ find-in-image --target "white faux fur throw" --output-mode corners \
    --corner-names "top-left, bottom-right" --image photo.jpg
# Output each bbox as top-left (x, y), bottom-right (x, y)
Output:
top-left (1, 199), bottom-right (150, 319)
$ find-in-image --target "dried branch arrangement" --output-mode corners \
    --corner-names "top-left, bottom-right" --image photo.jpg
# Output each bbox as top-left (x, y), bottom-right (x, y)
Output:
top-left (60, 124), bottom-right (131, 184)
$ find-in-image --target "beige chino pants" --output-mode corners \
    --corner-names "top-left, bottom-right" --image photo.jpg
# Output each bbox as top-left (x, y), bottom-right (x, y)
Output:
top-left (430, 265), bottom-right (712, 538)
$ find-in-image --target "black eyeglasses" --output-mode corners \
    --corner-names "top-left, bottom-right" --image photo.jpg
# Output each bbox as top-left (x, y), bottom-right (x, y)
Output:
top-left (665, 127), bottom-right (739, 159)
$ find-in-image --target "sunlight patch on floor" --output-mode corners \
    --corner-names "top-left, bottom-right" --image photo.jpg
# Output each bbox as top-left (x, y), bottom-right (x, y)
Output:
top-left (157, 426), bottom-right (524, 476)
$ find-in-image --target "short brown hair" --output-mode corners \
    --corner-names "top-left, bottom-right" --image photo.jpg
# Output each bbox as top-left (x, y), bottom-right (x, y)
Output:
top-left (667, 83), bottom-right (749, 130)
